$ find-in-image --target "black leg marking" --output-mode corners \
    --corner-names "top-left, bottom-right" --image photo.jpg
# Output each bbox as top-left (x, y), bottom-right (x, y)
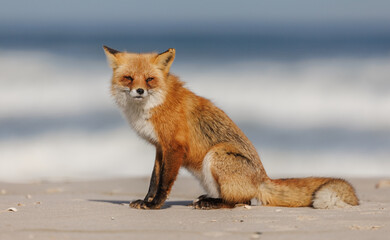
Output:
top-left (143, 148), bottom-right (163, 202)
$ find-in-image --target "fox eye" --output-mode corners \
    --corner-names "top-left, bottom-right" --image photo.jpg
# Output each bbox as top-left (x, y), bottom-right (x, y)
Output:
top-left (146, 77), bottom-right (154, 82)
top-left (124, 76), bottom-right (133, 81)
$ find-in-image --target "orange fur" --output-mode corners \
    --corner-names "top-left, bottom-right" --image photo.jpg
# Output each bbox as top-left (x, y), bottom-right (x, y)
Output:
top-left (103, 46), bottom-right (359, 209)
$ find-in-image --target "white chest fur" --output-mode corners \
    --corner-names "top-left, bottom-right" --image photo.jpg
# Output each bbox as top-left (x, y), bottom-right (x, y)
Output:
top-left (122, 104), bottom-right (157, 142)
top-left (113, 88), bottom-right (165, 143)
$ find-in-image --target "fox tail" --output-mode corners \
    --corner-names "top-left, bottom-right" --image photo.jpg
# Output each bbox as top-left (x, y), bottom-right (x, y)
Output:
top-left (258, 177), bottom-right (359, 209)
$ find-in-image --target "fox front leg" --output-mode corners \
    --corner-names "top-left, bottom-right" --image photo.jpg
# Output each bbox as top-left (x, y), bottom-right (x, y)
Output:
top-left (144, 148), bottom-right (163, 202)
top-left (130, 148), bottom-right (162, 209)
top-left (131, 146), bottom-right (184, 209)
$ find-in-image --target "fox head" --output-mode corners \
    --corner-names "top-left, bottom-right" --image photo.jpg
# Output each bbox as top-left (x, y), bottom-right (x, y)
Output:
top-left (103, 46), bottom-right (175, 108)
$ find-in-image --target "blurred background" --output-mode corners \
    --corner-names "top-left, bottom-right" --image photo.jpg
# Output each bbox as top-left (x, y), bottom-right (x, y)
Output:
top-left (0, 0), bottom-right (389, 182)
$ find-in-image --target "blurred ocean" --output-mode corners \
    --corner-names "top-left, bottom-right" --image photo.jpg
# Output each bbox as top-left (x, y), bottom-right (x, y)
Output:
top-left (1, 27), bottom-right (390, 182)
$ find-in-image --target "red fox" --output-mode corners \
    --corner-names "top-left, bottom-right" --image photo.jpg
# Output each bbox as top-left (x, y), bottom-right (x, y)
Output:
top-left (103, 46), bottom-right (359, 210)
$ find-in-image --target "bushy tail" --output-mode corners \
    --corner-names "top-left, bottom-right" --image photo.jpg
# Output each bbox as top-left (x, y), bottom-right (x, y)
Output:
top-left (258, 177), bottom-right (359, 209)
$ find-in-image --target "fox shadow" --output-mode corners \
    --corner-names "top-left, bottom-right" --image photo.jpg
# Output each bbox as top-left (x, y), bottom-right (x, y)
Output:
top-left (89, 199), bottom-right (193, 209)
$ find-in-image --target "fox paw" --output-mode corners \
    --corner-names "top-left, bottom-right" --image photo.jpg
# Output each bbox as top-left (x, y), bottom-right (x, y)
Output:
top-left (193, 197), bottom-right (227, 210)
top-left (130, 199), bottom-right (162, 210)
top-left (130, 199), bottom-right (149, 209)
top-left (193, 196), bottom-right (250, 210)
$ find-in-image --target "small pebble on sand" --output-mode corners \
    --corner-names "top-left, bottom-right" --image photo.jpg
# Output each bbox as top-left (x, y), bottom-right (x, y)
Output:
top-left (7, 207), bottom-right (18, 212)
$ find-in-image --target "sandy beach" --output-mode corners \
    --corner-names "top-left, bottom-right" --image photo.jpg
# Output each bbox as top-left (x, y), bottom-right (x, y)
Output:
top-left (1, 177), bottom-right (389, 240)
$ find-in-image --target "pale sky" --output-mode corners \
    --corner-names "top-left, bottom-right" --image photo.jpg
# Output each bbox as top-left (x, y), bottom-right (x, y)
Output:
top-left (1, 0), bottom-right (389, 27)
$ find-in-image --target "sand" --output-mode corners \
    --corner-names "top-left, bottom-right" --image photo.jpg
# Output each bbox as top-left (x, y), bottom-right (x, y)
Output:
top-left (1, 177), bottom-right (389, 240)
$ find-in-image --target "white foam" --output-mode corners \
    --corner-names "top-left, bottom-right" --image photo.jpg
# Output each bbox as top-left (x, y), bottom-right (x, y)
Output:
top-left (0, 128), bottom-right (156, 182)
top-left (181, 58), bottom-right (390, 130)
top-left (0, 50), bottom-right (113, 118)
top-left (2, 51), bottom-right (390, 130)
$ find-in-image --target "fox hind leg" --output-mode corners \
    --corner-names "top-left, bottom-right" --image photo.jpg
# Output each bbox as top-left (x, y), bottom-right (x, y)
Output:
top-left (194, 143), bottom-right (261, 209)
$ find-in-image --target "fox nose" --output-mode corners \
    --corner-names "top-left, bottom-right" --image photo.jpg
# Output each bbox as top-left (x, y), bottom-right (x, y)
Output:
top-left (136, 88), bottom-right (145, 95)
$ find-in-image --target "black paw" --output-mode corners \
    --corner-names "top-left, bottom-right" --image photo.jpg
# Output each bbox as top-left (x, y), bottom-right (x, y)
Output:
top-left (130, 199), bottom-right (148, 209)
top-left (193, 197), bottom-right (224, 210)
top-left (130, 199), bottom-right (161, 210)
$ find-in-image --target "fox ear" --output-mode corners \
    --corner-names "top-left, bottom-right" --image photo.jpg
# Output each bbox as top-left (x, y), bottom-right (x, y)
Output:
top-left (155, 48), bottom-right (175, 73)
top-left (103, 45), bottom-right (121, 69)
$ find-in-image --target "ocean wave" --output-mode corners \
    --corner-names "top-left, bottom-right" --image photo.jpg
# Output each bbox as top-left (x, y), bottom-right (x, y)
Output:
top-left (0, 51), bottom-right (389, 181)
